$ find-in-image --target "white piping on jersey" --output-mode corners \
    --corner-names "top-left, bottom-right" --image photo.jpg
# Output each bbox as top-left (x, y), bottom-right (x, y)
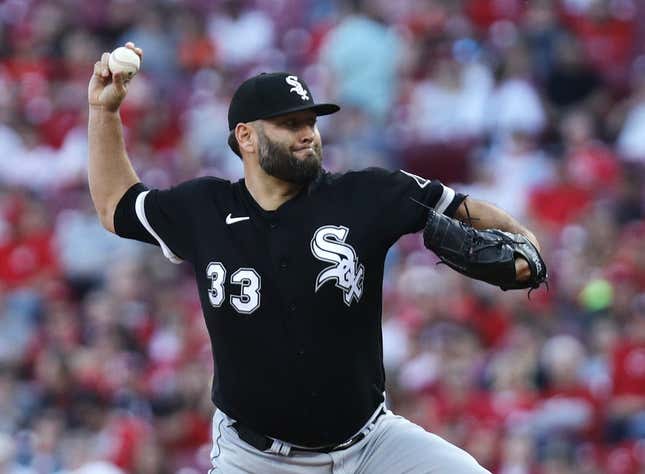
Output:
top-left (434, 185), bottom-right (455, 215)
top-left (135, 191), bottom-right (183, 264)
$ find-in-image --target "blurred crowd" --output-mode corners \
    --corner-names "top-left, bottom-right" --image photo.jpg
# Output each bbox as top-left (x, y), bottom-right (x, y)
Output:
top-left (0, 0), bottom-right (644, 472)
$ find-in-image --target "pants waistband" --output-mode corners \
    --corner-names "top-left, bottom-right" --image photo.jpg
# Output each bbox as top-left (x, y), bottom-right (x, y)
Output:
top-left (232, 405), bottom-right (386, 456)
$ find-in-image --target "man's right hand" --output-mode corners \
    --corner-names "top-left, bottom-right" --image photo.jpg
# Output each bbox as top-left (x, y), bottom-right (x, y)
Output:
top-left (88, 42), bottom-right (142, 112)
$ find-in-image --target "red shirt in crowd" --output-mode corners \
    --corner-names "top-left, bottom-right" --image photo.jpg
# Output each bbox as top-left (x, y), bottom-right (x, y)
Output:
top-left (565, 142), bottom-right (621, 191)
top-left (612, 341), bottom-right (645, 397)
top-left (0, 230), bottom-right (59, 288)
top-left (564, 11), bottom-right (635, 85)
top-left (465, 0), bottom-right (526, 30)
top-left (528, 182), bottom-right (592, 231)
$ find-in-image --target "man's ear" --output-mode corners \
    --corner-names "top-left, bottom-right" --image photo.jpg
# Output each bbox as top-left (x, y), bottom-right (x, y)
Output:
top-left (235, 123), bottom-right (255, 155)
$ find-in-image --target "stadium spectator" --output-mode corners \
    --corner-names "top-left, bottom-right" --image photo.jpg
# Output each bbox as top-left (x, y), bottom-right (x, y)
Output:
top-left (0, 0), bottom-right (643, 471)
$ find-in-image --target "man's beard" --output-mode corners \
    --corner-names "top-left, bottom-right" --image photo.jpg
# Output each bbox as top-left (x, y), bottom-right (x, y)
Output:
top-left (257, 131), bottom-right (322, 185)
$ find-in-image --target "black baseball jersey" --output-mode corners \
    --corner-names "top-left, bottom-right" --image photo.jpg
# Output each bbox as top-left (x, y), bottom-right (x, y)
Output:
top-left (114, 167), bottom-right (465, 447)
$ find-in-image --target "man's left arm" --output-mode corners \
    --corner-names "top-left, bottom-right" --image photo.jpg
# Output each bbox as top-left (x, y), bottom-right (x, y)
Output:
top-left (454, 197), bottom-right (539, 249)
top-left (453, 197), bottom-right (539, 283)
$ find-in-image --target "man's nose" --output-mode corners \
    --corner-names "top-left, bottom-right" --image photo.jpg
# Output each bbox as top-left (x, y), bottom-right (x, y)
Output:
top-left (298, 125), bottom-right (315, 143)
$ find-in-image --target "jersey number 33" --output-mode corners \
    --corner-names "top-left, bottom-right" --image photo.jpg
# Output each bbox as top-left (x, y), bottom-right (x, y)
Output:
top-left (206, 262), bottom-right (261, 314)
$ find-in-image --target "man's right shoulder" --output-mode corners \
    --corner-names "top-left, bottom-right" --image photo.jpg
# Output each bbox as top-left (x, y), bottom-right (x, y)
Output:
top-left (153, 176), bottom-right (239, 209)
top-left (170, 175), bottom-right (235, 194)
top-left (177, 175), bottom-right (231, 187)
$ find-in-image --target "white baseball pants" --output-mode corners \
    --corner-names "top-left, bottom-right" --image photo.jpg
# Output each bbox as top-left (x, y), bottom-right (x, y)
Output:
top-left (209, 405), bottom-right (491, 474)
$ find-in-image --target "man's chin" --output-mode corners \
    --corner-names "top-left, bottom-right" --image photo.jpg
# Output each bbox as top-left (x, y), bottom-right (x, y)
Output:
top-left (258, 140), bottom-right (322, 184)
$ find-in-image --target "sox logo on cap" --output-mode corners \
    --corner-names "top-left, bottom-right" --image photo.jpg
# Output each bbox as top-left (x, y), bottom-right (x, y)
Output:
top-left (286, 75), bottom-right (309, 101)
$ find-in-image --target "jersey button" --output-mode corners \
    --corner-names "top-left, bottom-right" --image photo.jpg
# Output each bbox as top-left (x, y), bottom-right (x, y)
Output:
top-left (297, 349), bottom-right (305, 356)
top-left (279, 259), bottom-right (288, 269)
top-left (289, 303), bottom-right (297, 312)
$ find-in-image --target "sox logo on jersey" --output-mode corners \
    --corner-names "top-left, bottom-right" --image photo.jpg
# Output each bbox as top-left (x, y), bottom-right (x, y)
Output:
top-left (285, 75), bottom-right (309, 101)
top-left (311, 225), bottom-right (364, 306)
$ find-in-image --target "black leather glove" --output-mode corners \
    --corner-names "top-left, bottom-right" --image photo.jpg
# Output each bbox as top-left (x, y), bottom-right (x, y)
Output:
top-left (423, 209), bottom-right (548, 291)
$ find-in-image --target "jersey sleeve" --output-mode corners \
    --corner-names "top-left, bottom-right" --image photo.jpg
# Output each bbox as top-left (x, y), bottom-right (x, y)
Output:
top-left (371, 168), bottom-right (466, 242)
top-left (113, 181), bottom-right (200, 263)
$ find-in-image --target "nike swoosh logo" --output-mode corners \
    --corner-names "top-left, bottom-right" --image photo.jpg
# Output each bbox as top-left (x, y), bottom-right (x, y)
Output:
top-left (226, 213), bottom-right (250, 225)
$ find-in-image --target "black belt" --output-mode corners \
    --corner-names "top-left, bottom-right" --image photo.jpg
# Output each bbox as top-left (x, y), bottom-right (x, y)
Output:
top-left (232, 407), bottom-right (386, 454)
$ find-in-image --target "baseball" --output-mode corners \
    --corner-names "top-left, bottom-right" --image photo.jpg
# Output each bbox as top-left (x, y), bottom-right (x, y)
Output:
top-left (108, 46), bottom-right (140, 79)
